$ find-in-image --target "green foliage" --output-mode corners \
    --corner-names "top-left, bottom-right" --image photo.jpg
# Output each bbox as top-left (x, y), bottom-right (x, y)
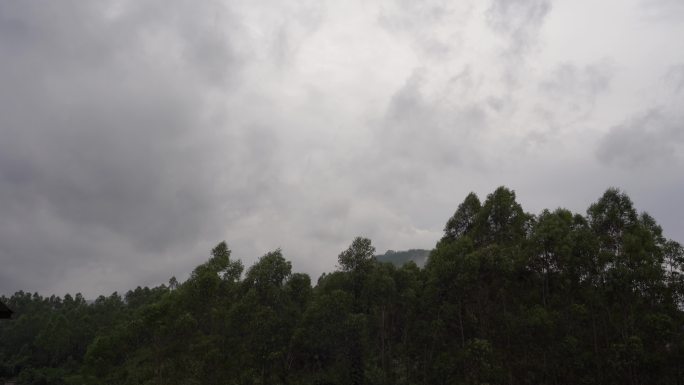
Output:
top-left (1, 187), bottom-right (683, 385)
top-left (339, 237), bottom-right (376, 272)
top-left (443, 192), bottom-right (481, 242)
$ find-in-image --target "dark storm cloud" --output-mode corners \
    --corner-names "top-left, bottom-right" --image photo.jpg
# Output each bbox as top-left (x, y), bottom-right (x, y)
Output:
top-left (596, 110), bottom-right (684, 167)
top-left (0, 1), bottom-right (250, 295)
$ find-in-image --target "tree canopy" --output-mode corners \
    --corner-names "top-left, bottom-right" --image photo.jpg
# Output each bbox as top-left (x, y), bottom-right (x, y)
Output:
top-left (1, 187), bottom-right (683, 385)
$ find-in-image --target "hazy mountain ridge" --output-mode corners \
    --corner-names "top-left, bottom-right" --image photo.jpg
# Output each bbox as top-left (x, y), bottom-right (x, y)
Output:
top-left (375, 248), bottom-right (430, 267)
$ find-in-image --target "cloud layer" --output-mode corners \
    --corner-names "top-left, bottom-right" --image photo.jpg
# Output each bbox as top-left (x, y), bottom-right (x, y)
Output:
top-left (1, 0), bottom-right (683, 297)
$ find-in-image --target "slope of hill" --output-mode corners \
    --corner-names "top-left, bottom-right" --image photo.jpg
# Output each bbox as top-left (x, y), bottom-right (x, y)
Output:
top-left (375, 249), bottom-right (430, 267)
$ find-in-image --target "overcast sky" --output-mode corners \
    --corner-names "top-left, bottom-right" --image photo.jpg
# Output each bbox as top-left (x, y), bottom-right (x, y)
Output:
top-left (1, 0), bottom-right (683, 297)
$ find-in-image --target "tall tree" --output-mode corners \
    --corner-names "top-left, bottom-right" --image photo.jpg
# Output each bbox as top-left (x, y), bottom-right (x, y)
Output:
top-left (339, 237), bottom-right (376, 273)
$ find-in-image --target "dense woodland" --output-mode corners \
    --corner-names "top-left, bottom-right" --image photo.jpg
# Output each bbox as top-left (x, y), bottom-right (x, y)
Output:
top-left (1, 187), bottom-right (683, 385)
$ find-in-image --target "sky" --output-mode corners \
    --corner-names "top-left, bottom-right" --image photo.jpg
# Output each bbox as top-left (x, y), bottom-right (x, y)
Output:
top-left (1, 0), bottom-right (683, 298)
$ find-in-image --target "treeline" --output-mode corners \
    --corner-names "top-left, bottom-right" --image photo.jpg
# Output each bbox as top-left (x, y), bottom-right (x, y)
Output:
top-left (1, 187), bottom-right (683, 385)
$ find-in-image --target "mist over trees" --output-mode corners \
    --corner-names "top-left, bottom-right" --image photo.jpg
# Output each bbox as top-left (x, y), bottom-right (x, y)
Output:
top-left (1, 187), bottom-right (683, 385)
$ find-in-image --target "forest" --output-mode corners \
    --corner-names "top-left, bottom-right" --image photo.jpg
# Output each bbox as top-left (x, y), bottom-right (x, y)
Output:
top-left (1, 187), bottom-right (683, 385)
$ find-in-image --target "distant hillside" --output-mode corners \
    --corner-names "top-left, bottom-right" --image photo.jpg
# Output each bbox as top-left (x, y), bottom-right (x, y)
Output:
top-left (375, 249), bottom-right (430, 267)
